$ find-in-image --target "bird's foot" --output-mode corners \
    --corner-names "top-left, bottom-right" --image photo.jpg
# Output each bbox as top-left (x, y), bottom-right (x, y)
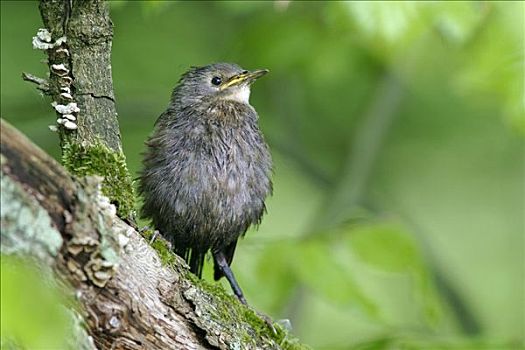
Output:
top-left (214, 251), bottom-right (276, 333)
top-left (252, 308), bottom-right (277, 335)
top-left (139, 225), bottom-right (151, 233)
top-left (236, 296), bottom-right (276, 334)
top-left (149, 230), bottom-right (160, 244)
top-left (139, 227), bottom-right (171, 248)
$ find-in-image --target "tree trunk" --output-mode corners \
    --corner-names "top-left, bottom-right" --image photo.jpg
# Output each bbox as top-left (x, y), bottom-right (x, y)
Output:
top-left (36, 0), bottom-right (135, 219)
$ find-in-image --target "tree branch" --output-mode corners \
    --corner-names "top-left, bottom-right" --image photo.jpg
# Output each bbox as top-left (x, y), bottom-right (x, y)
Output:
top-left (22, 72), bottom-right (50, 93)
top-left (1, 119), bottom-right (303, 350)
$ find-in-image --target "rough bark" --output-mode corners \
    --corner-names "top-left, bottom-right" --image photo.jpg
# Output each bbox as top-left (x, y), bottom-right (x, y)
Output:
top-left (1, 119), bottom-right (303, 350)
top-left (40, 0), bottom-right (120, 151)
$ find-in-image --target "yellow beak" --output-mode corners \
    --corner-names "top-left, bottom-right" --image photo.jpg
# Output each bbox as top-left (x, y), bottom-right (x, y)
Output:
top-left (219, 69), bottom-right (269, 90)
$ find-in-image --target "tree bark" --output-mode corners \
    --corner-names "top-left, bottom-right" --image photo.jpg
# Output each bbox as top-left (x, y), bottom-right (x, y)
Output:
top-left (1, 119), bottom-right (300, 349)
top-left (40, 0), bottom-right (120, 151)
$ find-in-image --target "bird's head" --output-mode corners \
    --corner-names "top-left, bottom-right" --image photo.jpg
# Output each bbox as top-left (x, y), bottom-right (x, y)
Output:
top-left (171, 63), bottom-right (268, 107)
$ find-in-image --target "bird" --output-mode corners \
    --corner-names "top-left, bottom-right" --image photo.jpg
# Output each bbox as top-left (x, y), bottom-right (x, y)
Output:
top-left (139, 62), bottom-right (272, 304)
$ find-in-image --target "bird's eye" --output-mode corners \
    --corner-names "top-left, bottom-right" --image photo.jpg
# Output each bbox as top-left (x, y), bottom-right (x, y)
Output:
top-left (211, 76), bottom-right (222, 86)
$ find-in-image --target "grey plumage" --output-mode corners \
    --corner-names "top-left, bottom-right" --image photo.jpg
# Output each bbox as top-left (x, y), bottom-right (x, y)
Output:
top-left (139, 63), bottom-right (272, 297)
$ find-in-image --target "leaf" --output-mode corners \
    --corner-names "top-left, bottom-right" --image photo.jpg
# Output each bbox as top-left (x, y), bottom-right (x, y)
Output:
top-left (344, 2), bottom-right (487, 56)
top-left (291, 238), bottom-right (378, 317)
top-left (346, 1), bottom-right (421, 44)
top-left (347, 223), bottom-right (420, 273)
top-left (345, 222), bottom-right (442, 326)
top-left (0, 256), bottom-right (69, 349)
top-left (453, 2), bottom-right (525, 134)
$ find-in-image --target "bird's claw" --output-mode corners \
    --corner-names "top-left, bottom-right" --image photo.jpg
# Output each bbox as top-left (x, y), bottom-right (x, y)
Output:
top-left (253, 309), bottom-right (277, 335)
top-left (149, 230), bottom-right (159, 244)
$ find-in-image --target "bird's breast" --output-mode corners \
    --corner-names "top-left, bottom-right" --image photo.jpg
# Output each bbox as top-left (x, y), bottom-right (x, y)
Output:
top-left (163, 119), bottom-right (271, 235)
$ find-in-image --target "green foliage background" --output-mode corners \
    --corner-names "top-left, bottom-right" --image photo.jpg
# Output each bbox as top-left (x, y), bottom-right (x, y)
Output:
top-left (1, 1), bottom-right (523, 349)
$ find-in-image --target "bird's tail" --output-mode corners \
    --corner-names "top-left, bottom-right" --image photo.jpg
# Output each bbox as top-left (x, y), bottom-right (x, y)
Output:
top-left (175, 246), bottom-right (206, 278)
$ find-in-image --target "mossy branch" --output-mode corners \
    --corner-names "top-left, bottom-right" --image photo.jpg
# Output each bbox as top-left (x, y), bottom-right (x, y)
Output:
top-left (1, 119), bottom-right (307, 350)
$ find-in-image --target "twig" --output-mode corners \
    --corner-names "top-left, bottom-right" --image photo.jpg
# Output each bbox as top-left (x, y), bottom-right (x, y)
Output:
top-left (310, 72), bottom-right (405, 234)
top-left (22, 72), bottom-right (50, 93)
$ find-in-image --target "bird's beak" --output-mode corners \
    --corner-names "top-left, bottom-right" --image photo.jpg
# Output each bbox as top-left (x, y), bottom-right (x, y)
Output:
top-left (220, 69), bottom-right (269, 90)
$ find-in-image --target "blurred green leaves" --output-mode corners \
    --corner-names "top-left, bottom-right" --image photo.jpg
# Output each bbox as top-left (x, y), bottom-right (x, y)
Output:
top-left (348, 223), bottom-right (419, 273)
top-left (345, 222), bottom-right (441, 326)
top-left (291, 237), bottom-right (377, 316)
top-left (345, 1), bottom-right (488, 56)
top-left (254, 219), bottom-right (443, 330)
top-left (344, 1), bottom-right (524, 134)
top-left (346, 2), bottom-right (423, 49)
top-left (453, 2), bottom-right (524, 133)
top-left (1, 256), bottom-right (69, 349)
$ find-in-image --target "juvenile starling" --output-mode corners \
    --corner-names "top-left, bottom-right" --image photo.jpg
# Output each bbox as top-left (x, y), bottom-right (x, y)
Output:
top-left (139, 63), bottom-right (272, 304)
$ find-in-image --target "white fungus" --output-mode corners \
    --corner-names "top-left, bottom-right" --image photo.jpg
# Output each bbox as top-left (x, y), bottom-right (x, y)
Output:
top-left (63, 114), bottom-right (76, 121)
top-left (32, 29), bottom-right (66, 50)
top-left (60, 92), bottom-right (73, 100)
top-left (98, 196), bottom-right (111, 208)
top-left (32, 28), bottom-right (54, 50)
top-left (60, 76), bottom-right (73, 85)
top-left (56, 47), bottom-right (70, 56)
top-left (118, 233), bottom-right (130, 248)
top-left (63, 120), bottom-right (78, 130)
top-left (107, 204), bottom-right (117, 217)
top-left (51, 64), bottom-right (69, 76)
top-left (54, 36), bottom-right (67, 46)
top-left (54, 102), bottom-right (80, 114)
top-left (37, 28), bottom-right (52, 42)
top-left (32, 36), bottom-right (54, 50)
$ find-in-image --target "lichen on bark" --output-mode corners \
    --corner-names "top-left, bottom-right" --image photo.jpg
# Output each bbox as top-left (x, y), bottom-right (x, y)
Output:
top-left (0, 173), bottom-right (63, 262)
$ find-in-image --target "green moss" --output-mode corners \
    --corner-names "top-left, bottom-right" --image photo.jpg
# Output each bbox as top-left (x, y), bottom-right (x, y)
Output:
top-left (241, 310), bottom-right (309, 350)
top-left (139, 228), bottom-right (177, 266)
top-left (185, 270), bottom-right (310, 350)
top-left (185, 271), bottom-right (227, 296)
top-left (150, 238), bottom-right (176, 265)
top-left (139, 228), bottom-right (154, 241)
top-left (62, 141), bottom-right (135, 219)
